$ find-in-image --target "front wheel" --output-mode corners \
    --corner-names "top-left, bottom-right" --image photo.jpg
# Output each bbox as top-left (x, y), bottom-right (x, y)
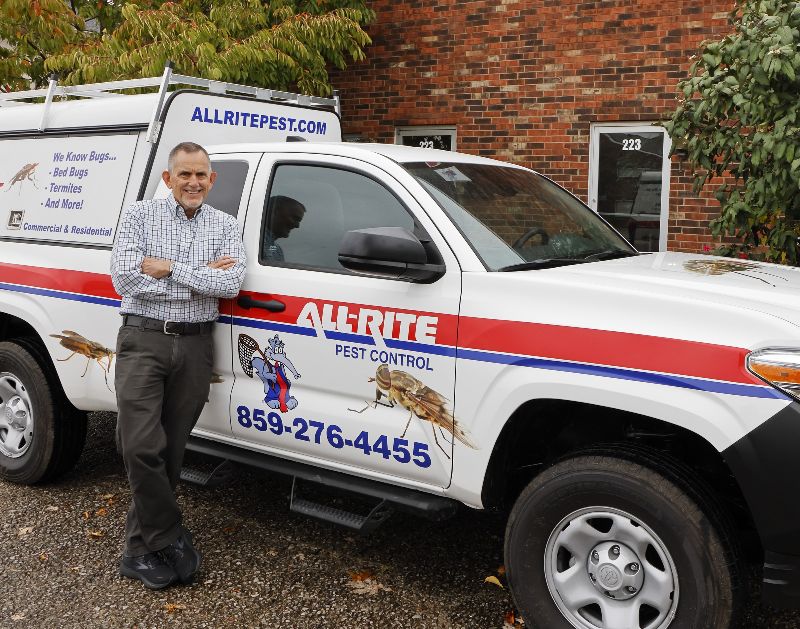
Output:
top-left (505, 454), bottom-right (738, 629)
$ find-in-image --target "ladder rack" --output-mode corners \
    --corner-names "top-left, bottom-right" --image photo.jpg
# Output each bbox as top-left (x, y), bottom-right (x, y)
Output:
top-left (0, 63), bottom-right (341, 142)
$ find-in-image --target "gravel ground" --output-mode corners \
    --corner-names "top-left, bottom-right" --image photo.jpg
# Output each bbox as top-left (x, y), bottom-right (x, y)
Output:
top-left (0, 412), bottom-right (797, 629)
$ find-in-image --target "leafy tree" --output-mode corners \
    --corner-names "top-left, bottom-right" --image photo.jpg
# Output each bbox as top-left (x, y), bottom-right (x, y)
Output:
top-left (665, 0), bottom-right (800, 264)
top-left (1, 1), bottom-right (373, 96)
top-left (45, 0), bottom-right (374, 96)
top-left (0, 0), bottom-right (127, 90)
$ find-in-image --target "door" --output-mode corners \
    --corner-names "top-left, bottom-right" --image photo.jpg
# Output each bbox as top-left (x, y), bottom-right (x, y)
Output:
top-left (149, 152), bottom-right (262, 437)
top-left (588, 124), bottom-right (672, 252)
top-left (229, 154), bottom-right (462, 488)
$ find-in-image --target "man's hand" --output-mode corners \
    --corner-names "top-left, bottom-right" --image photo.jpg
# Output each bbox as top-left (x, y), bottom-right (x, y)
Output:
top-left (141, 257), bottom-right (173, 279)
top-left (208, 256), bottom-right (237, 270)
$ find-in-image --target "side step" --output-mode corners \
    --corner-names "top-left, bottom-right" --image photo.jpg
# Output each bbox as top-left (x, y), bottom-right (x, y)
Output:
top-left (180, 459), bottom-right (237, 488)
top-left (185, 435), bottom-right (458, 525)
top-left (289, 478), bottom-right (394, 533)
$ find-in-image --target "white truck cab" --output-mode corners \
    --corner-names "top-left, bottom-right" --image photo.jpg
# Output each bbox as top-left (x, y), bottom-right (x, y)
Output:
top-left (1, 68), bottom-right (800, 629)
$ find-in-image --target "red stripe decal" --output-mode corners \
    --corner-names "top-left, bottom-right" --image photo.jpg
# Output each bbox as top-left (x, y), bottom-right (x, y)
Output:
top-left (0, 262), bottom-right (118, 299)
top-left (459, 316), bottom-right (759, 385)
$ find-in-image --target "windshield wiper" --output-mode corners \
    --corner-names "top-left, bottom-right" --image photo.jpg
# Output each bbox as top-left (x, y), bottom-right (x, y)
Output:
top-left (498, 258), bottom-right (587, 271)
top-left (582, 249), bottom-right (638, 261)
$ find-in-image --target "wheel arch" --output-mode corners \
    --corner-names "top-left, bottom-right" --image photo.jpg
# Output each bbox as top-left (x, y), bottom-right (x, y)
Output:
top-left (479, 398), bottom-right (755, 542)
top-left (0, 311), bottom-right (74, 409)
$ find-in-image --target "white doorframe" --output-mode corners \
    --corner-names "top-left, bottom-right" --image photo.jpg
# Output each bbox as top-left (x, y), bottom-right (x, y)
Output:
top-left (588, 123), bottom-right (672, 251)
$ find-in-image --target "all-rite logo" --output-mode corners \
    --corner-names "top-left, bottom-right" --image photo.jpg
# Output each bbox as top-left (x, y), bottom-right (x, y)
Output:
top-left (296, 301), bottom-right (439, 348)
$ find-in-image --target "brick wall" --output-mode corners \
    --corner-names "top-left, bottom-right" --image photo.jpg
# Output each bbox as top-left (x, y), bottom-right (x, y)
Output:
top-left (329, 0), bottom-right (734, 253)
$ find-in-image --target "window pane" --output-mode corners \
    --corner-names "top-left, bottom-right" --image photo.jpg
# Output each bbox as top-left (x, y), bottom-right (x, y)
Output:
top-left (207, 160), bottom-right (249, 217)
top-left (596, 131), bottom-right (664, 252)
top-left (261, 165), bottom-right (415, 271)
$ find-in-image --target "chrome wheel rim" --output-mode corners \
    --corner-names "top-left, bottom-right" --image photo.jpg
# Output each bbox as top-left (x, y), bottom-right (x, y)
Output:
top-left (0, 372), bottom-right (34, 458)
top-left (544, 506), bottom-right (679, 629)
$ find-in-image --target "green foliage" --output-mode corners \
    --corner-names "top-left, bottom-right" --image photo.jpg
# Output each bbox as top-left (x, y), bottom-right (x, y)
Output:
top-left (45, 0), bottom-right (374, 95)
top-left (0, 1), bottom-right (373, 96)
top-left (664, 0), bottom-right (800, 264)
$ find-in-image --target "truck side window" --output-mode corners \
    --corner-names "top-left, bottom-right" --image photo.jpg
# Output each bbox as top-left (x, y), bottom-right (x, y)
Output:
top-left (206, 160), bottom-right (249, 218)
top-left (261, 164), bottom-right (415, 271)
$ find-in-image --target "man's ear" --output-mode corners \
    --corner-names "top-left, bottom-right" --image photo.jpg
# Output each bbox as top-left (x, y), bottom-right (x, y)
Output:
top-left (208, 170), bottom-right (217, 188)
top-left (161, 170), bottom-right (171, 187)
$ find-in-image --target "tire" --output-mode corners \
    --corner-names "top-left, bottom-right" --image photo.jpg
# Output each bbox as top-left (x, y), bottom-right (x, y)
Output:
top-left (505, 453), bottom-right (738, 629)
top-left (0, 340), bottom-right (87, 484)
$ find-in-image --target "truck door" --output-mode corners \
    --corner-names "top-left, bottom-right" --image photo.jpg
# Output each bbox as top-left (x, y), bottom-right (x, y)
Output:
top-left (151, 152), bottom-right (261, 439)
top-left (229, 154), bottom-right (462, 489)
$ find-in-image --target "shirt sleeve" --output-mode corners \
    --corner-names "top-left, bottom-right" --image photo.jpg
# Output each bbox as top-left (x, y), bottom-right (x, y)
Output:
top-left (170, 214), bottom-right (247, 298)
top-left (110, 203), bottom-right (191, 301)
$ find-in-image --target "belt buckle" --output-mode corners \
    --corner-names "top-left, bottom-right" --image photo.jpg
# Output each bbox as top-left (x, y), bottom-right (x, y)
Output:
top-left (163, 320), bottom-right (180, 336)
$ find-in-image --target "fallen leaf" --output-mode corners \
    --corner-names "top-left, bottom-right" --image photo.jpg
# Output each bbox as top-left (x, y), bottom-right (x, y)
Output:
top-left (503, 609), bottom-right (525, 627)
top-left (10, 613), bottom-right (25, 621)
top-left (164, 603), bottom-right (186, 613)
top-left (497, 565), bottom-right (506, 577)
top-left (17, 527), bottom-right (32, 537)
top-left (87, 530), bottom-right (105, 538)
top-left (45, 506), bottom-right (59, 512)
top-left (484, 575), bottom-right (504, 589)
top-left (82, 511), bottom-right (91, 521)
top-left (349, 569), bottom-right (374, 582)
top-left (100, 494), bottom-right (114, 500)
top-left (95, 507), bottom-right (108, 517)
top-left (38, 553), bottom-right (48, 562)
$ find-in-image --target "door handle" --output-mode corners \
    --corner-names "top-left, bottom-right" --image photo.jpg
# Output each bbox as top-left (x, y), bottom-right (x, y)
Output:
top-left (237, 294), bottom-right (285, 313)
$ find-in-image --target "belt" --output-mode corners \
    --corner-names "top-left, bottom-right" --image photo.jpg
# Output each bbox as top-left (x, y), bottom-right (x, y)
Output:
top-left (122, 314), bottom-right (214, 336)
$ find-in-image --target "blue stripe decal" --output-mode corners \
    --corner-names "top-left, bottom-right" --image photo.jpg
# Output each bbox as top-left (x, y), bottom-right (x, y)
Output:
top-left (455, 348), bottom-right (783, 400)
top-left (228, 314), bottom-right (776, 400)
top-left (0, 281), bottom-right (120, 308)
top-left (2, 281), bottom-right (778, 400)
top-left (386, 337), bottom-right (458, 358)
top-left (228, 315), bottom-right (317, 337)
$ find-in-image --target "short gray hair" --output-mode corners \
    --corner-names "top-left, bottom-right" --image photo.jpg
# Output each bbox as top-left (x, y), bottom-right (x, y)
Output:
top-left (167, 142), bottom-right (211, 172)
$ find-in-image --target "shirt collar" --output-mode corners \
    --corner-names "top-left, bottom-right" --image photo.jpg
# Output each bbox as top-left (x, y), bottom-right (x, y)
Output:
top-left (169, 194), bottom-right (206, 219)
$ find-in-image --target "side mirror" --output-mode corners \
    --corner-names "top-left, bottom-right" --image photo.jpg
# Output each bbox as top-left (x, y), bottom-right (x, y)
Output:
top-left (338, 227), bottom-right (445, 283)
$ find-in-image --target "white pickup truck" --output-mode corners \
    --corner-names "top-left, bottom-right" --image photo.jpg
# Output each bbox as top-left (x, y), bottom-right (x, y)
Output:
top-left (1, 69), bottom-right (799, 629)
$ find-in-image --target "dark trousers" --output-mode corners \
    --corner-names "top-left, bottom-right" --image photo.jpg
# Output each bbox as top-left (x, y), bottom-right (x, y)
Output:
top-left (114, 324), bottom-right (213, 556)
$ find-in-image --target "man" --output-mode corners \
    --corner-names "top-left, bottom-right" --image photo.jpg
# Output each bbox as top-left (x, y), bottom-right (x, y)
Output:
top-left (110, 142), bottom-right (246, 590)
top-left (262, 194), bottom-right (305, 261)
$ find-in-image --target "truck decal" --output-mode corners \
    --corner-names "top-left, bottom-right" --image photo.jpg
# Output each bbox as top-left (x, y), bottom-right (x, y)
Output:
top-left (190, 106), bottom-right (328, 136)
top-left (0, 263), bottom-right (781, 401)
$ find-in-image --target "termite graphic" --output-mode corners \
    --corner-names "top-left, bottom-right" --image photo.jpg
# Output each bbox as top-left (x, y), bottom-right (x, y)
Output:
top-left (351, 364), bottom-right (478, 459)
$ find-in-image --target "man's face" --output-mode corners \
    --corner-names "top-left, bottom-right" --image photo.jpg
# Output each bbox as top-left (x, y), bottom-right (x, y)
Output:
top-left (162, 150), bottom-right (216, 211)
top-left (273, 204), bottom-right (305, 239)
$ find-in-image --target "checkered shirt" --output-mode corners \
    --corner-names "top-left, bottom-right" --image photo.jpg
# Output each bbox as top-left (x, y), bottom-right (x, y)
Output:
top-left (111, 196), bottom-right (246, 322)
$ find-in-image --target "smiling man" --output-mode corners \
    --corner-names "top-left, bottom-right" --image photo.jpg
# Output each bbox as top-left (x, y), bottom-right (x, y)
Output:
top-left (110, 142), bottom-right (246, 590)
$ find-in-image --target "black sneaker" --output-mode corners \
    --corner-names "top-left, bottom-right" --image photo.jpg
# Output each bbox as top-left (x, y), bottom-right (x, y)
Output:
top-left (119, 552), bottom-right (177, 590)
top-left (160, 531), bottom-right (201, 584)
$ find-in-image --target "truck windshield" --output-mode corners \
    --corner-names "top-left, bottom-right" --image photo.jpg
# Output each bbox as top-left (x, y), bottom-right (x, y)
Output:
top-left (403, 162), bottom-right (636, 271)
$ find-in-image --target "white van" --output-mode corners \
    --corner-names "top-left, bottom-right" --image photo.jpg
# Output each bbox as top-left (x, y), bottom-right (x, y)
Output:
top-left (1, 68), bottom-right (800, 629)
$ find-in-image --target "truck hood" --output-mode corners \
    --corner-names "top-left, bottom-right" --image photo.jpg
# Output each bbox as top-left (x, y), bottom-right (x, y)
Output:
top-left (555, 251), bottom-right (800, 330)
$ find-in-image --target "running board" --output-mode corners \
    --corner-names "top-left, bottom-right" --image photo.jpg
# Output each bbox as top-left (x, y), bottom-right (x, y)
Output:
top-left (180, 459), bottom-right (237, 488)
top-left (185, 435), bottom-right (458, 523)
top-left (290, 478), bottom-right (394, 533)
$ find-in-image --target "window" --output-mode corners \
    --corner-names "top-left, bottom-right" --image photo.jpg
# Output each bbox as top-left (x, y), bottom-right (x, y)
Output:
top-left (260, 164), bottom-right (416, 271)
top-left (206, 160), bottom-right (250, 217)
top-left (396, 126), bottom-right (457, 151)
top-left (588, 124), bottom-right (671, 252)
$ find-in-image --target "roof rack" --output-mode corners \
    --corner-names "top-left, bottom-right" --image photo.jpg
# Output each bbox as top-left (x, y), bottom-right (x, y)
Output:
top-left (0, 62), bottom-right (341, 142)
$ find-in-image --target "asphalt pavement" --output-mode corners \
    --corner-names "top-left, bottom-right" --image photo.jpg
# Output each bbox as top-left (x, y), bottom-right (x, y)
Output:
top-left (0, 412), bottom-right (797, 628)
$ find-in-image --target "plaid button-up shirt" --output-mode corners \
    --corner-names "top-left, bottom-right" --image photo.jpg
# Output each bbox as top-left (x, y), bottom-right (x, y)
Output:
top-left (110, 196), bottom-right (246, 322)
